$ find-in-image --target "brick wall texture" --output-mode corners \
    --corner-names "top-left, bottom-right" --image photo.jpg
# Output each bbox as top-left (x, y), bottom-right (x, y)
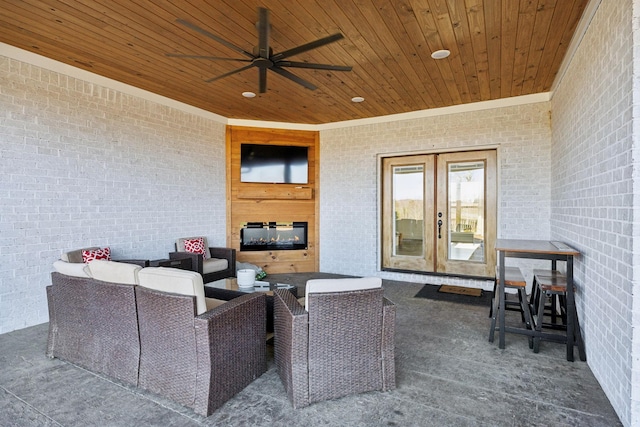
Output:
top-left (552, 0), bottom-right (636, 425)
top-left (0, 56), bottom-right (227, 333)
top-left (318, 1), bottom-right (639, 424)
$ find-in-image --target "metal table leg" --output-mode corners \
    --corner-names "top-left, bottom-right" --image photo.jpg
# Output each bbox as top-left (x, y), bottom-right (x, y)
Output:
top-left (498, 251), bottom-right (506, 349)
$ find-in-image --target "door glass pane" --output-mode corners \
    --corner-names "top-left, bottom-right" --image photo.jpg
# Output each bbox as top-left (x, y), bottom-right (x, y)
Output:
top-left (393, 165), bottom-right (423, 256)
top-left (448, 161), bottom-right (485, 262)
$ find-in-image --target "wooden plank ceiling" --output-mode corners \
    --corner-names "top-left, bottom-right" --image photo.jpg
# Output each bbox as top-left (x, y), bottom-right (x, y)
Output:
top-left (0, 0), bottom-right (588, 124)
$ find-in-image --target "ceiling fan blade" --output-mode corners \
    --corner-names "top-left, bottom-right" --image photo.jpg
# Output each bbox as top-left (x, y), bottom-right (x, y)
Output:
top-left (270, 66), bottom-right (317, 91)
top-left (259, 67), bottom-right (267, 93)
top-left (205, 63), bottom-right (256, 83)
top-left (176, 19), bottom-right (254, 59)
top-left (276, 61), bottom-right (352, 71)
top-left (257, 8), bottom-right (270, 59)
top-left (166, 53), bottom-right (252, 62)
top-left (271, 33), bottom-right (344, 61)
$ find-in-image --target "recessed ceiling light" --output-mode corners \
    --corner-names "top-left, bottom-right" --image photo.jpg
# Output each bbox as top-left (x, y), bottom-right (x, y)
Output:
top-left (431, 49), bottom-right (450, 60)
top-left (242, 91), bottom-right (256, 98)
top-left (351, 96), bottom-right (365, 103)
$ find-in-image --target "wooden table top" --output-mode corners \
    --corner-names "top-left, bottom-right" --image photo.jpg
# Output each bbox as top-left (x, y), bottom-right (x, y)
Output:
top-left (495, 239), bottom-right (580, 256)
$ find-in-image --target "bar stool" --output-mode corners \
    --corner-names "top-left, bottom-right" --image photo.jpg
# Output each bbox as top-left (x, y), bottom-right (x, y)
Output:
top-left (530, 269), bottom-right (566, 326)
top-left (488, 266), bottom-right (532, 343)
top-left (531, 269), bottom-right (585, 356)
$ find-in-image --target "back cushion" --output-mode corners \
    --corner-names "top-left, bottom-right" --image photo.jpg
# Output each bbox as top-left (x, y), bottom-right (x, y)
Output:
top-left (61, 247), bottom-right (100, 263)
top-left (86, 260), bottom-right (142, 285)
top-left (305, 277), bottom-right (382, 310)
top-left (176, 237), bottom-right (211, 259)
top-left (53, 260), bottom-right (91, 278)
top-left (138, 267), bottom-right (207, 315)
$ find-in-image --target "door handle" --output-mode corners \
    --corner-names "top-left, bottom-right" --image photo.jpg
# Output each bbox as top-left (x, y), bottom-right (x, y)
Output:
top-left (437, 219), bottom-right (443, 239)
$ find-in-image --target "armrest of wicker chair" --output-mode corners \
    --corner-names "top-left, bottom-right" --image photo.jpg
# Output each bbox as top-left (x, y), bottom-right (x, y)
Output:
top-left (381, 297), bottom-right (397, 391)
top-left (273, 289), bottom-right (310, 409)
top-left (136, 287), bottom-right (267, 416)
top-left (208, 246), bottom-right (236, 268)
top-left (193, 292), bottom-right (267, 415)
top-left (169, 246), bottom-right (237, 283)
top-left (205, 246), bottom-right (236, 281)
top-left (169, 251), bottom-right (202, 271)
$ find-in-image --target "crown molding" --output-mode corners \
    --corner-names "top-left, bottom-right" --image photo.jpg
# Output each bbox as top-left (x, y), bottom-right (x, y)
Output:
top-left (3, 42), bottom-right (550, 131)
top-left (0, 43), bottom-right (227, 124)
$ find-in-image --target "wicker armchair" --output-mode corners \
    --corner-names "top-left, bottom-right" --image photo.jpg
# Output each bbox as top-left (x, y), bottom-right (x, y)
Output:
top-left (273, 277), bottom-right (396, 409)
top-left (135, 267), bottom-right (267, 416)
top-left (169, 236), bottom-right (236, 283)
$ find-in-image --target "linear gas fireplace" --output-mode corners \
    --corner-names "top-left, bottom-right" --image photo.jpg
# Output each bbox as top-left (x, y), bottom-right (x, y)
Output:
top-left (240, 222), bottom-right (308, 251)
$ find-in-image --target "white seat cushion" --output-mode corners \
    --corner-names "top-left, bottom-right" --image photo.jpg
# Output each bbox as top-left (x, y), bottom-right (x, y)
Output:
top-left (86, 260), bottom-right (142, 285)
top-left (305, 277), bottom-right (382, 311)
top-left (203, 258), bottom-right (228, 274)
top-left (138, 267), bottom-right (207, 315)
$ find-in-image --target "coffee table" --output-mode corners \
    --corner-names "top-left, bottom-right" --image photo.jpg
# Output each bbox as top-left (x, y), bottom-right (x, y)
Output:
top-left (205, 278), bottom-right (298, 332)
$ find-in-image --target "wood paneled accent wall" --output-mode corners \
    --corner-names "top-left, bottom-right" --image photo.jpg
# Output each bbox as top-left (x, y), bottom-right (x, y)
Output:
top-left (226, 125), bottom-right (319, 273)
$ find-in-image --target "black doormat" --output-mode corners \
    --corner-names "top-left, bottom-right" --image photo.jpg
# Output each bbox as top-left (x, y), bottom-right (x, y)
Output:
top-left (414, 284), bottom-right (492, 307)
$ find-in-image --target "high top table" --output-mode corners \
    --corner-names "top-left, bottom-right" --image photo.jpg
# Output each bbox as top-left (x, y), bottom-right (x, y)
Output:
top-left (495, 239), bottom-right (586, 362)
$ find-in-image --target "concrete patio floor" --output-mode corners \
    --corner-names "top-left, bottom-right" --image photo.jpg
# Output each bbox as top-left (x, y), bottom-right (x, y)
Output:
top-left (0, 275), bottom-right (622, 426)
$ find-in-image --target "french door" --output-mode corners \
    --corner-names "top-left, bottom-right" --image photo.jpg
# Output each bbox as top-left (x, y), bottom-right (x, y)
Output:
top-left (381, 150), bottom-right (496, 277)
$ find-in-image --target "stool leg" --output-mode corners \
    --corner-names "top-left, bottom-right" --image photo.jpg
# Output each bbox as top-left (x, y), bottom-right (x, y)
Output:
top-left (559, 291), bottom-right (586, 361)
top-left (559, 294), bottom-right (568, 325)
top-left (516, 289), bottom-right (526, 323)
top-left (518, 288), bottom-right (534, 349)
top-left (573, 306), bottom-right (587, 361)
top-left (489, 279), bottom-right (497, 318)
top-left (530, 276), bottom-right (539, 316)
top-left (488, 288), bottom-right (499, 342)
top-left (533, 288), bottom-right (546, 353)
top-left (550, 293), bottom-right (559, 324)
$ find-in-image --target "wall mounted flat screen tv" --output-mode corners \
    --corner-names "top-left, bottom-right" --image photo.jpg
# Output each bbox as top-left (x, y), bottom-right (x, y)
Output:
top-left (240, 144), bottom-right (308, 184)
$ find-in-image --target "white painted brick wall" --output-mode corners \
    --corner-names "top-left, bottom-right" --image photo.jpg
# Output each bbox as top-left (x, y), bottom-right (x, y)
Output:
top-left (0, 56), bottom-right (227, 334)
top-left (552, 0), bottom-right (635, 425)
top-left (319, 102), bottom-right (552, 288)
top-left (633, 1), bottom-right (640, 424)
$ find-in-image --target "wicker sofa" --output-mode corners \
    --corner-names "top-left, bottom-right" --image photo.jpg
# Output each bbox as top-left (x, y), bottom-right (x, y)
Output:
top-left (47, 261), bottom-right (142, 386)
top-left (273, 277), bottom-right (396, 408)
top-left (47, 260), bottom-right (267, 416)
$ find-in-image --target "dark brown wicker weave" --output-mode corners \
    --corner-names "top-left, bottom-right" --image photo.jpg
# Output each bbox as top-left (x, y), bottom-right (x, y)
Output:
top-left (273, 287), bottom-right (396, 409)
top-left (135, 287), bottom-right (267, 416)
top-left (169, 246), bottom-right (236, 283)
top-left (46, 272), bottom-right (141, 386)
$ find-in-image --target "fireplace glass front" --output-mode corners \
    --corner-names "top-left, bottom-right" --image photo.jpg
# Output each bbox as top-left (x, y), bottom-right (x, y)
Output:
top-left (240, 222), bottom-right (308, 251)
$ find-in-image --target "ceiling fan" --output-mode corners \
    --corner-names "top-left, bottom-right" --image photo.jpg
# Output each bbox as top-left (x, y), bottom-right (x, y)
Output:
top-left (167, 7), bottom-right (352, 93)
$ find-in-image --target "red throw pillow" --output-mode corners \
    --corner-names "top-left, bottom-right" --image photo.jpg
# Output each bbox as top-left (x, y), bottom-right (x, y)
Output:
top-left (184, 237), bottom-right (207, 259)
top-left (82, 247), bottom-right (111, 263)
